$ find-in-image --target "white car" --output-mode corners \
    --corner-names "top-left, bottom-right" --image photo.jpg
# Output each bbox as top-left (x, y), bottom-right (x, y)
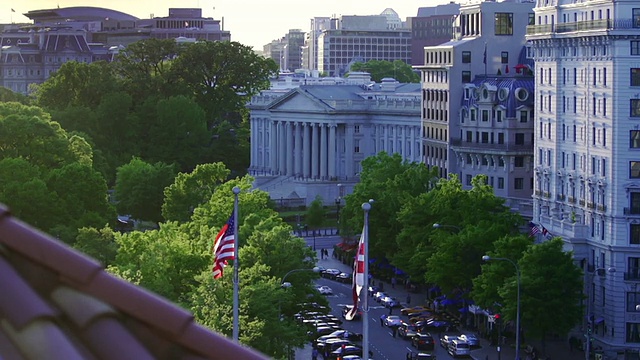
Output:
top-left (317, 285), bottom-right (333, 295)
top-left (459, 333), bottom-right (479, 346)
top-left (380, 296), bottom-right (400, 308)
top-left (383, 315), bottom-right (403, 327)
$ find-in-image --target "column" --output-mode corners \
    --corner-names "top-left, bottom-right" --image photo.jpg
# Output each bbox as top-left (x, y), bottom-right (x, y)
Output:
top-left (312, 123), bottom-right (320, 179)
top-left (270, 120), bottom-right (277, 175)
top-left (410, 126), bottom-right (417, 162)
top-left (278, 121), bottom-right (286, 174)
top-left (294, 122), bottom-right (302, 177)
top-left (249, 117), bottom-right (256, 173)
top-left (329, 124), bottom-right (337, 179)
top-left (303, 122), bottom-right (310, 178)
top-left (286, 121), bottom-right (294, 176)
top-left (261, 119), bottom-right (268, 172)
top-left (320, 124), bottom-right (328, 180)
top-left (345, 125), bottom-right (354, 178)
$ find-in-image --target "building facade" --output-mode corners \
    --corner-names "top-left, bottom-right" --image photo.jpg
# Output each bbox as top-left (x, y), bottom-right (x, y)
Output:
top-left (527, 0), bottom-right (640, 355)
top-left (247, 74), bottom-right (422, 205)
top-left (417, 0), bottom-right (536, 216)
top-left (410, 3), bottom-right (460, 66)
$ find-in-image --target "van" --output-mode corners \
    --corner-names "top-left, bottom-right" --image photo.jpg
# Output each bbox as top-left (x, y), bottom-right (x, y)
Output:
top-left (447, 338), bottom-right (470, 357)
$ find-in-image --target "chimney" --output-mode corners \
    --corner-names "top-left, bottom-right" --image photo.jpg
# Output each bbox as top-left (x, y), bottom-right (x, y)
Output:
top-left (380, 77), bottom-right (398, 92)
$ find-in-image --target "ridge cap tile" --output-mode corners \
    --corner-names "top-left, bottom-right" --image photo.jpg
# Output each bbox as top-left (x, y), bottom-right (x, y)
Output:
top-left (1, 318), bottom-right (85, 360)
top-left (50, 286), bottom-right (115, 328)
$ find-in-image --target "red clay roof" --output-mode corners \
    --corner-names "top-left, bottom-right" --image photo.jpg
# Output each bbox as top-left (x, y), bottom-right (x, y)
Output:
top-left (0, 204), bottom-right (268, 360)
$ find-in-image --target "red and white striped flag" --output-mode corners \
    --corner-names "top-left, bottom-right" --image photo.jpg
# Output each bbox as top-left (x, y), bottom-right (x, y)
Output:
top-left (212, 213), bottom-right (235, 279)
top-left (345, 229), bottom-right (365, 320)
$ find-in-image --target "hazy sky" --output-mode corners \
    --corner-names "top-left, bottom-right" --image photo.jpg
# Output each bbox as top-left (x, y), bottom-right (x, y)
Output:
top-left (3, 0), bottom-right (449, 50)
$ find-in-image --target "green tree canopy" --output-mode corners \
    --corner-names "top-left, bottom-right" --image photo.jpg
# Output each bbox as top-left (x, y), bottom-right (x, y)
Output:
top-left (350, 60), bottom-right (420, 83)
top-left (114, 157), bottom-right (177, 223)
top-left (306, 195), bottom-right (326, 230)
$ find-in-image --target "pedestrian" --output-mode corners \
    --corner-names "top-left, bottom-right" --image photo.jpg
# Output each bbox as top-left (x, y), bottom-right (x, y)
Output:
top-left (392, 325), bottom-right (398, 338)
top-left (380, 314), bottom-right (387, 326)
top-left (312, 347), bottom-right (319, 360)
top-left (324, 347), bottom-right (329, 359)
top-left (391, 277), bottom-right (397, 288)
top-left (406, 294), bottom-right (411, 305)
top-left (389, 306), bottom-right (393, 315)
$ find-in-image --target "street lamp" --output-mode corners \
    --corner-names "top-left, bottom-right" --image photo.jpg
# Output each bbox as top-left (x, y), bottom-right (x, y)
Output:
top-left (585, 267), bottom-right (616, 360)
top-left (433, 223), bottom-right (462, 232)
top-left (482, 255), bottom-right (521, 360)
top-left (280, 266), bottom-right (321, 289)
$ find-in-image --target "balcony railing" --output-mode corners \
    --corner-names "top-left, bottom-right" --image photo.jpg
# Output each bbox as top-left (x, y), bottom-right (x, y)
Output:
top-left (449, 139), bottom-right (534, 153)
top-left (527, 19), bottom-right (637, 35)
top-left (624, 207), bottom-right (640, 215)
top-left (579, 199), bottom-right (586, 206)
top-left (543, 192), bottom-right (551, 199)
top-left (587, 202), bottom-right (595, 209)
top-left (535, 190), bottom-right (541, 196)
top-left (596, 204), bottom-right (606, 212)
top-left (568, 197), bottom-right (576, 204)
top-left (557, 194), bottom-right (565, 201)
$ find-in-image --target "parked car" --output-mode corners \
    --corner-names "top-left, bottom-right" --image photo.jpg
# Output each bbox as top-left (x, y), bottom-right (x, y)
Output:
top-left (439, 334), bottom-right (460, 348)
top-left (401, 305), bottom-right (430, 316)
top-left (406, 350), bottom-right (436, 360)
top-left (398, 322), bottom-right (419, 339)
top-left (383, 315), bottom-right (403, 327)
top-left (321, 268), bottom-right (341, 279)
top-left (335, 272), bottom-right (351, 283)
top-left (308, 325), bottom-right (342, 340)
top-left (412, 332), bottom-right (435, 350)
top-left (329, 345), bottom-right (363, 360)
top-left (447, 338), bottom-right (470, 357)
top-left (459, 333), bottom-right (479, 347)
top-left (316, 330), bottom-right (363, 344)
top-left (316, 285), bottom-right (333, 295)
top-left (368, 285), bottom-right (381, 296)
top-left (373, 291), bottom-right (388, 302)
top-left (316, 338), bottom-right (351, 354)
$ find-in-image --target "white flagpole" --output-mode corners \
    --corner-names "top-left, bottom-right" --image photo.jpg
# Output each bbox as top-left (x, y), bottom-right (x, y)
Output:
top-left (232, 186), bottom-right (240, 342)
top-left (361, 201), bottom-right (371, 360)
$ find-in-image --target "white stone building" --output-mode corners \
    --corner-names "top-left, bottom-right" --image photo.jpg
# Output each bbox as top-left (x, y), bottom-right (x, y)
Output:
top-left (248, 74), bottom-right (422, 206)
top-left (416, 0), bottom-right (536, 217)
top-left (527, 0), bottom-right (640, 355)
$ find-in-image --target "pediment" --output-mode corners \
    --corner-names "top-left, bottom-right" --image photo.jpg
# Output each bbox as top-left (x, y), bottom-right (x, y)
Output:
top-left (268, 90), bottom-right (331, 112)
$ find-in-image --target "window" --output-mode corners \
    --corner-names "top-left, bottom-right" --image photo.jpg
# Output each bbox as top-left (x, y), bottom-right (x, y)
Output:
top-left (482, 110), bottom-right (489, 122)
top-left (631, 192), bottom-right (640, 214)
top-left (520, 111), bottom-right (528, 123)
top-left (470, 109), bottom-right (476, 121)
top-left (631, 130), bottom-right (640, 148)
top-left (354, 139), bottom-right (360, 153)
top-left (462, 71), bottom-right (471, 83)
top-left (528, 13), bottom-right (535, 25)
top-left (627, 323), bottom-right (640, 343)
top-left (515, 156), bottom-right (524, 167)
top-left (462, 51), bottom-right (471, 63)
top-left (482, 132), bottom-right (489, 143)
top-left (632, 41), bottom-right (640, 55)
top-left (501, 51), bottom-right (509, 64)
top-left (496, 111), bottom-right (503, 122)
top-left (466, 174), bottom-right (472, 186)
top-left (628, 292), bottom-right (640, 312)
top-left (631, 161), bottom-right (640, 178)
top-left (515, 133), bottom-right (525, 145)
top-left (498, 177), bottom-right (504, 189)
top-left (466, 131), bottom-right (473, 142)
top-left (495, 13), bottom-right (514, 35)
top-left (634, 8), bottom-right (640, 27)
top-left (354, 125), bottom-right (360, 133)
top-left (498, 133), bottom-right (504, 144)
top-left (633, 224), bottom-right (640, 244)
top-left (466, 154), bottom-right (472, 164)
top-left (514, 178), bottom-right (524, 190)
top-left (632, 99), bottom-right (640, 117)
top-left (632, 69), bottom-right (640, 86)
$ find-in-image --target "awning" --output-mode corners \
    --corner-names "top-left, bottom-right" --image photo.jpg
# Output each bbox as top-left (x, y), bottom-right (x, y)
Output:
top-left (335, 242), bottom-right (357, 251)
top-left (595, 317), bottom-right (605, 325)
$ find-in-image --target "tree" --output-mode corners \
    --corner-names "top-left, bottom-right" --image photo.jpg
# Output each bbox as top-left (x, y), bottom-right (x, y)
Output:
top-left (503, 238), bottom-right (583, 354)
top-left (349, 60), bottom-right (420, 83)
top-left (114, 158), bottom-right (177, 223)
top-left (306, 195), bottom-right (326, 232)
top-left (162, 162), bottom-right (231, 222)
top-left (169, 41), bottom-right (278, 129)
top-left (0, 86), bottom-right (31, 104)
top-left (73, 226), bottom-right (119, 266)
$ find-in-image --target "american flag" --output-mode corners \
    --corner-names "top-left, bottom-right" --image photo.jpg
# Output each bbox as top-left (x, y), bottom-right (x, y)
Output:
top-left (212, 214), bottom-right (235, 279)
top-left (528, 222), bottom-right (540, 237)
top-left (345, 230), bottom-right (365, 321)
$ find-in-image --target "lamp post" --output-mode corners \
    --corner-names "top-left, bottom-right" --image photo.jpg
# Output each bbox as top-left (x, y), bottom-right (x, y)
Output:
top-left (279, 266), bottom-right (321, 360)
top-left (433, 223), bottom-right (462, 232)
top-left (585, 267), bottom-right (616, 360)
top-left (482, 255), bottom-right (520, 360)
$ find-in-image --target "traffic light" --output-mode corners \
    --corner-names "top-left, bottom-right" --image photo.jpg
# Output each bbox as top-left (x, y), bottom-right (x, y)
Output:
top-left (495, 314), bottom-right (501, 323)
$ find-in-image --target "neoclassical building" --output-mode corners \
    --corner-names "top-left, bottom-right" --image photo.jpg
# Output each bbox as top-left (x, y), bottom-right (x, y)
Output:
top-left (248, 75), bottom-right (422, 205)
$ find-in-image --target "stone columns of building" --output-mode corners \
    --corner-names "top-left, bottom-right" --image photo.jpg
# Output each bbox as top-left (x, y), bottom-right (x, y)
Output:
top-left (311, 123), bottom-right (320, 179)
top-left (249, 117), bottom-right (257, 173)
top-left (410, 125), bottom-right (417, 162)
top-left (320, 123), bottom-right (328, 180)
top-left (278, 121), bottom-right (286, 175)
top-left (303, 123), bottom-right (310, 178)
top-left (270, 120), bottom-right (278, 175)
top-left (294, 122), bottom-right (303, 178)
top-left (286, 121), bottom-right (294, 176)
top-left (259, 119), bottom-right (267, 173)
top-left (345, 125), bottom-right (354, 179)
top-left (329, 124), bottom-right (337, 179)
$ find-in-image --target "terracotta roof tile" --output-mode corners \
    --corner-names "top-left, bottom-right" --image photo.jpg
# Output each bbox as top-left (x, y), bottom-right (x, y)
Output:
top-left (0, 204), bottom-right (269, 359)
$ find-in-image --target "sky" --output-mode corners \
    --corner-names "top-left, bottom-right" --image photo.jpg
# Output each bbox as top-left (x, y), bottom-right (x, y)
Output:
top-left (3, 0), bottom-right (449, 50)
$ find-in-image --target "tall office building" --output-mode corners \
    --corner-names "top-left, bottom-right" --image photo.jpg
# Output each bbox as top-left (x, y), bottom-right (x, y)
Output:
top-left (417, 0), bottom-right (536, 215)
top-left (527, 0), bottom-right (640, 355)
top-left (410, 3), bottom-right (460, 66)
top-left (302, 17), bottom-right (331, 70)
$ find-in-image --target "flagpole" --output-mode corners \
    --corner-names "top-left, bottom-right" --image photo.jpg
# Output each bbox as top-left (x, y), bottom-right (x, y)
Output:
top-left (232, 186), bottom-right (240, 342)
top-left (361, 201), bottom-right (371, 360)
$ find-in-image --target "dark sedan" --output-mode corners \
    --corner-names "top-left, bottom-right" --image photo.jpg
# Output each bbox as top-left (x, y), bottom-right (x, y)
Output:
top-left (412, 332), bottom-right (435, 350)
top-left (328, 345), bottom-right (362, 359)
